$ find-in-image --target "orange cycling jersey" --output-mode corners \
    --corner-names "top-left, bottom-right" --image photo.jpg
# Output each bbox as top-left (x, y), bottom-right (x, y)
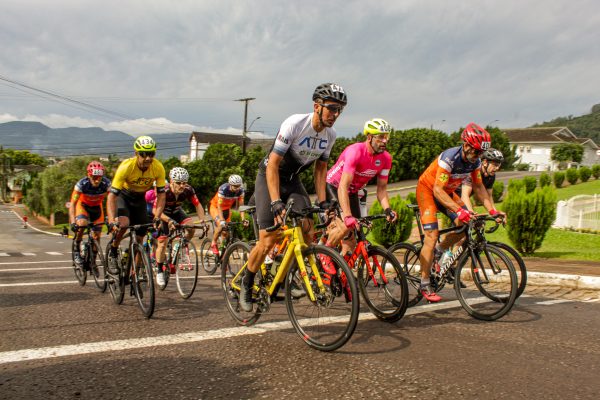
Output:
top-left (418, 146), bottom-right (482, 194)
top-left (70, 176), bottom-right (111, 206)
top-left (209, 183), bottom-right (245, 211)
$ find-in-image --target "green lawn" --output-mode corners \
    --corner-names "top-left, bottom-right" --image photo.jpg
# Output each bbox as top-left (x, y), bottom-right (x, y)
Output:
top-left (554, 179), bottom-right (600, 201)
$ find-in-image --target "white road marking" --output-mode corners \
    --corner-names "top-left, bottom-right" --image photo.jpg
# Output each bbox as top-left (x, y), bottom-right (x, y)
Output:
top-left (535, 299), bottom-right (572, 305)
top-left (46, 252), bottom-right (63, 256)
top-left (21, 252), bottom-right (36, 256)
top-left (0, 267), bottom-right (73, 272)
top-left (0, 253), bottom-right (9, 257)
top-left (0, 260), bottom-right (73, 265)
top-left (0, 275), bottom-right (220, 287)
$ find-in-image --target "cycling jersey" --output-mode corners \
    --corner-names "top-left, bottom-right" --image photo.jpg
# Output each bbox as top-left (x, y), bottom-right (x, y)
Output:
top-left (162, 184), bottom-right (200, 215)
top-left (455, 171), bottom-right (495, 197)
top-left (326, 142), bottom-right (391, 193)
top-left (418, 146), bottom-right (482, 193)
top-left (258, 113), bottom-right (336, 180)
top-left (110, 157), bottom-right (166, 195)
top-left (70, 176), bottom-right (111, 206)
top-left (209, 183), bottom-right (244, 211)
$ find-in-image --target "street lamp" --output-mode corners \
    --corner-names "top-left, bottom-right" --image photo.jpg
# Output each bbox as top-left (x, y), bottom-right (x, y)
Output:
top-left (248, 116), bottom-right (261, 131)
top-left (487, 119), bottom-right (500, 127)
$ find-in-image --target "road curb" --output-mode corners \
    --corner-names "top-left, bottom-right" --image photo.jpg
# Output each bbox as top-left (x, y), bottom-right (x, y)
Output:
top-left (527, 271), bottom-right (600, 290)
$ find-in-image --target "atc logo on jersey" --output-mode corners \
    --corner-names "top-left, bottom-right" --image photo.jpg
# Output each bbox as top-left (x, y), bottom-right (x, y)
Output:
top-left (298, 136), bottom-right (328, 150)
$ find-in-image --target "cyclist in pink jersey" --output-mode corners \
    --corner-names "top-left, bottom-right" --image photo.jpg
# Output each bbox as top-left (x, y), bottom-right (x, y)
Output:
top-left (324, 118), bottom-right (397, 255)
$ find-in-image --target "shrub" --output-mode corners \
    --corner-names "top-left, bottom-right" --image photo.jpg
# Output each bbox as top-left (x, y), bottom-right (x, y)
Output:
top-left (539, 172), bottom-right (551, 187)
top-left (229, 210), bottom-right (255, 241)
top-left (522, 176), bottom-right (537, 193)
top-left (553, 171), bottom-right (565, 188)
top-left (503, 186), bottom-right (557, 255)
top-left (579, 166), bottom-right (592, 182)
top-left (515, 163), bottom-right (530, 171)
top-left (566, 167), bottom-right (579, 185)
top-left (405, 191), bottom-right (417, 205)
top-left (369, 195), bottom-right (413, 247)
top-left (592, 164), bottom-right (600, 179)
top-left (507, 179), bottom-right (525, 194)
top-left (492, 180), bottom-right (504, 202)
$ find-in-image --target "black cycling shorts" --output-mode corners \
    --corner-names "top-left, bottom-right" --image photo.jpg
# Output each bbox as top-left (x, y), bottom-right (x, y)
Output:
top-left (254, 172), bottom-right (311, 230)
top-left (116, 191), bottom-right (149, 236)
top-left (158, 208), bottom-right (191, 238)
top-left (326, 183), bottom-right (362, 218)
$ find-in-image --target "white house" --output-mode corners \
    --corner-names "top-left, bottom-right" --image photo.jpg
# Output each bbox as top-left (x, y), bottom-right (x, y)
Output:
top-left (503, 127), bottom-right (600, 171)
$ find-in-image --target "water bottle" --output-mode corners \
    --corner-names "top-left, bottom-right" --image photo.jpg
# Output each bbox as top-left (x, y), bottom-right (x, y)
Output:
top-left (172, 241), bottom-right (180, 260)
top-left (439, 249), bottom-right (453, 270)
top-left (80, 242), bottom-right (87, 260)
top-left (122, 248), bottom-right (129, 266)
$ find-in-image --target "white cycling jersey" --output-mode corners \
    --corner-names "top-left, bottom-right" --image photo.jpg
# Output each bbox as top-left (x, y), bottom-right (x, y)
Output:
top-left (259, 113), bottom-right (337, 180)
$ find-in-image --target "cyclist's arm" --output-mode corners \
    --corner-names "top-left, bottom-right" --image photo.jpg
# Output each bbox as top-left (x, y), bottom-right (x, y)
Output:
top-left (217, 200), bottom-right (225, 221)
top-left (265, 152), bottom-right (283, 202)
top-left (154, 189), bottom-right (166, 220)
top-left (472, 181), bottom-right (495, 212)
top-left (460, 183), bottom-right (475, 212)
top-left (337, 172), bottom-right (354, 218)
top-left (107, 192), bottom-right (118, 223)
top-left (69, 189), bottom-right (80, 224)
top-left (314, 159), bottom-right (328, 203)
top-left (376, 177), bottom-right (391, 210)
top-left (432, 168), bottom-right (461, 212)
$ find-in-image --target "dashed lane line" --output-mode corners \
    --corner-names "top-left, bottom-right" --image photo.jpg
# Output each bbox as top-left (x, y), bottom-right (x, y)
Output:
top-left (535, 299), bottom-right (572, 305)
top-left (0, 275), bottom-right (220, 287)
top-left (0, 260), bottom-right (74, 265)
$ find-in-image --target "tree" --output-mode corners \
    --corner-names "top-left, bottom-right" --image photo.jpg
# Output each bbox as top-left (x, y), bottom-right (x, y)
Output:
top-left (550, 143), bottom-right (584, 164)
top-left (161, 156), bottom-right (182, 174)
top-left (2, 148), bottom-right (48, 166)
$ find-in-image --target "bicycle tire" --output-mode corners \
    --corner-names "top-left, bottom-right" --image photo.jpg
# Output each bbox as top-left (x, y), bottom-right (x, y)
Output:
top-left (488, 241), bottom-right (527, 298)
top-left (200, 238), bottom-right (218, 275)
top-left (388, 242), bottom-right (423, 307)
top-left (105, 242), bottom-right (125, 305)
top-left (176, 240), bottom-right (199, 299)
top-left (357, 246), bottom-right (408, 322)
top-left (285, 245), bottom-right (359, 352)
top-left (221, 241), bottom-right (261, 325)
top-left (91, 238), bottom-right (107, 292)
top-left (132, 242), bottom-right (155, 318)
top-left (454, 244), bottom-right (518, 321)
top-left (72, 239), bottom-right (87, 286)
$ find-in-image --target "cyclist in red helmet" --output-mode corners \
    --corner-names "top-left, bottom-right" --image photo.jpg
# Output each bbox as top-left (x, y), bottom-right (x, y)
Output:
top-left (415, 123), bottom-right (500, 302)
top-left (69, 161), bottom-right (111, 266)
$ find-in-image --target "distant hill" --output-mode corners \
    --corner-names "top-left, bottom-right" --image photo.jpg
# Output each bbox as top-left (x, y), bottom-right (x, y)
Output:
top-left (531, 103), bottom-right (600, 144)
top-left (0, 121), bottom-right (191, 159)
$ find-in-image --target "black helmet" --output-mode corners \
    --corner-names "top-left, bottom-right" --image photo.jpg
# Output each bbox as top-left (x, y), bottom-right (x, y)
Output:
top-left (312, 83), bottom-right (347, 105)
top-left (482, 148), bottom-right (504, 163)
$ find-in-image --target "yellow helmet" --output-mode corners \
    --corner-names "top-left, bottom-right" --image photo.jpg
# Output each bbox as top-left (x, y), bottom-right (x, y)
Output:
top-left (133, 136), bottom-right (156, 152)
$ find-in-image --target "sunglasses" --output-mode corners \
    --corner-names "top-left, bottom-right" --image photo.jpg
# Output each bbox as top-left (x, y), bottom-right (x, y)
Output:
top-left (373, 133), bottom-right (390, 141)
top-left (319, 103), bottom-right (344, 114)
top-left (172, 181), bottom-right (186, 186)
top-left (466, 145), bottom-right (483, 156)
top-left (138, 151), bottom-right (156, 158)
top-left (89, 175), bottom-right (103, 180)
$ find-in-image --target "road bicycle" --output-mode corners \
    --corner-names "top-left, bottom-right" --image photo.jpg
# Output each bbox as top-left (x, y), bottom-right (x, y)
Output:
top-left (105, 223), bottom-right (155, 318)
top-left (221, 201), bottom-right (360, 351)
top-left (155, 223), bottom-right (208, 299)
top-left (71, 222), bottom-right (107, 292)
top-left (389, 205), bottom-right (518, 321)
top-left (199, 220), bottom-right (247, 275)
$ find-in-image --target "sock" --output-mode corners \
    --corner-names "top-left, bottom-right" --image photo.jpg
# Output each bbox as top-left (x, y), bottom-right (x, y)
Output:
top-left (421, 278), bottom-right (430, 287)
top-left (243, 270), bottom-right (256, 289)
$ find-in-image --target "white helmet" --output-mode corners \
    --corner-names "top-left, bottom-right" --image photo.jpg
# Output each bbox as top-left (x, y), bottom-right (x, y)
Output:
top-left (228, 174), bottom-right (243, 186)
top-left (169, 167), bottom-right (189, 182)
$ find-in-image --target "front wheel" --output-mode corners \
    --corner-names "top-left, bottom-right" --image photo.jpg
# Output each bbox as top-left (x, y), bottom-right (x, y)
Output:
top-left (176, 240), bottom-right (199, 299)
top-left (91, 238), bottom-right (107, 292)
top-left (357, 246), bottom-right (408, 322)
top-left (132, 243), bottom-right (155, 318)
top-left (200, 238), bottom-right (218, 275)
top-left (72, 239), bottom-right (87, 286)
top-left (488, 241), bottom-right (527, 298)
top-left (388, 242), bottom-right (423, 307)
top-left (285, 245), bottom-right (359, 352)
top-left (105, 242), bottom-right (125, 305)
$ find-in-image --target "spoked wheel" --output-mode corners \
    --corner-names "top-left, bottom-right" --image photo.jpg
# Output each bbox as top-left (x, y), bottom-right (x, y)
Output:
top-left (200, 238), bottom-right (218, 275)
top-left (357, 246), bottom-right (408, 322)
top-left (175, 240), bottom-right (199, 299)
top-left (105, 243), bottom-right (125, 305)
top-left (488, 241), bottom-right (527, 298)
top-left (285, 245), bottom-right (359, 352)
top-left (132, 243), bottom-right (155, 318)
top-left (91, 238), bottom-right (107, 292)
top-left (220, 241), bottom-right (261, 325)
top-left (72, 240), bottom-right (87, 286)
top-left (454, 245), bottom-right (518, 321)
top-left (388, 242), bottom-right (423, 307)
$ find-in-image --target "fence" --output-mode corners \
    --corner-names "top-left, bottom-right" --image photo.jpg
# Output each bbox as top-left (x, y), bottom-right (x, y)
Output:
top-left (554, 194), bottom-right (600, 230)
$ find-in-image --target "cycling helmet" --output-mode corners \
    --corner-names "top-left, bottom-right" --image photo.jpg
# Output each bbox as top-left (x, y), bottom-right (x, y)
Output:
top-left (228, 174), bottom-right (243, 186)
top-left (133, 135), bottom-right (157, 152)
top-left (87, 161), bottom-right (105, 176)
top-left (364, 118), bottom-right (392, 135)
top-left (169, 167), bottom-right (189, 182)
top-left (312, 83), bottom-right (347, 105)
top-left (482, 148), bottom-right (504, 163)
top-left (461, 122), bottom-right (491, 151)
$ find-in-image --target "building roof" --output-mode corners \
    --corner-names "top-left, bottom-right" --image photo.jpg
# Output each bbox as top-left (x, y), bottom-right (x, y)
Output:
top-left (502, 127), bottom-right (599, 149)
top-left (189, 131), bottom-right (273, 151)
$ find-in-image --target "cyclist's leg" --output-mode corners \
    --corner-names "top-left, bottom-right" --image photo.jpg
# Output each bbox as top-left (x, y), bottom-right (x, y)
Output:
top-left (416, 186), bottom-right (442, 302)
top-left (339, 193), bottom-right (361, 256)
top-left (155, 220), bottom-right (170, 275)
top-left (436, 193), bottom-right (466, 250)
top-left (209, 206), bottom-right (224, 253)
top-left (73, 202), bottom-right (90, 264)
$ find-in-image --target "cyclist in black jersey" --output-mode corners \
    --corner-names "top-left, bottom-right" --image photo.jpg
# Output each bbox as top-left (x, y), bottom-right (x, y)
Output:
top-left (238, 83), bottom-right (348, 312)
top-left (457, 148), bottom-right (505, 213)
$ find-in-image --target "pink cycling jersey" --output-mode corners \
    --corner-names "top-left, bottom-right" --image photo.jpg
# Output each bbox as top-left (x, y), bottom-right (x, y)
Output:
top-left (326, 142), bottom-right (392, 193)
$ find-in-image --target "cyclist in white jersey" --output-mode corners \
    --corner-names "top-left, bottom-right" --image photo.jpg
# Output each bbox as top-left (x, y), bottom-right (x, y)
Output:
top-left (239, 83), bottom-right (348, 312)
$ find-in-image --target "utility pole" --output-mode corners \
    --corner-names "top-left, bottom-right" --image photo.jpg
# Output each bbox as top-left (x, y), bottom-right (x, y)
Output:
top-left (236, 97), bottom-right (255, 155)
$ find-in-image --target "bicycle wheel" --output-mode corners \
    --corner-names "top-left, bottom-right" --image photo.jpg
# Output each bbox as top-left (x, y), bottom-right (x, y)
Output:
top-left (105, 242), bottom-right (125, 305)
top-left (175, 240), bottom-right (199, 299)
top-left (200, 238), bottom-right (218, 275)
top-left (388, 242), bottom-right (423, 307)
top-left (454, 245), bottom-right (518, 321)
top-left (285, 245), bottom-right (359, 352)
top-left (91, 238), bottom-right (107, 292)
top-left (489, 241), bottom-right (527, 298)
top-left (132, 243), bottom-right (155, 318)
top-left (221, 241), bottom-right (261, 326)
top-left (72, 240), bottom-right (86, 286)
top-left (357, 246), bottom-right (408, 322)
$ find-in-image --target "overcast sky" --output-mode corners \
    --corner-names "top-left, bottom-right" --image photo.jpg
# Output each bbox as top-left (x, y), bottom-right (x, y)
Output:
top-left (1, 0), bottom-right (599, 138)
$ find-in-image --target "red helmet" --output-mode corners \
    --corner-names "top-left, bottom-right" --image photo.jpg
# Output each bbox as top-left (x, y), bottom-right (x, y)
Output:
top-left (87, 161), bottom-right (105, 177)
top-left (461, 122), bottom-right (491, 151)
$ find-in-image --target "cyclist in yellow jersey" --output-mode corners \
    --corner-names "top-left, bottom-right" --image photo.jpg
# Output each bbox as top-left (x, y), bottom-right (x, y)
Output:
top-left (106, 136), bottom-right (167, 273)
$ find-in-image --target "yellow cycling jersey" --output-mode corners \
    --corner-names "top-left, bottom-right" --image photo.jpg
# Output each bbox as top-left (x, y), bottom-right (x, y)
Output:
top-left (110, 157), bottom-right (166, 194)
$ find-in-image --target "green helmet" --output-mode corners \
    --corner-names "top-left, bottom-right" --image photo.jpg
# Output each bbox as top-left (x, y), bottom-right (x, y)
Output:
top-left (133, 136), bottom-right (156, 152)
top-left (364, 118), bottom-right (392, 135)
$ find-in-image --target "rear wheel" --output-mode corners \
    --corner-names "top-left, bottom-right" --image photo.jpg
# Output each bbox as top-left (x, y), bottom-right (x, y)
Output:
top-left (72, 239), bottom-right (87, 286)
top-left (200, 238), bottom-right (218, 275)
top-left (91, 238), bottom-right (107, 292)
top-left (388, 242), bottom-right (423, 307)
top-left (132, 243), bottom-right (155, 318)
top-left (106, 242), bottom-right (125, 305)
top-left (176, 240), bottom-right (199, 299)
top-left (285, 245), bottom-right (359, 352)
top-left (357, 246), bottom-right (408, 322)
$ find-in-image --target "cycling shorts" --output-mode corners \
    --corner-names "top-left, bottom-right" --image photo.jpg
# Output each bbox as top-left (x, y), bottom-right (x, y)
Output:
top-left (75, 203), bottom-right (104, 231)
top-left (116, 191), bottom-right (150, 236)
top-left (325, 183), bottom-right (361, 218)
top-left (158, 208), bottom-right (192, 240)
top-left (416, 183), bottom-right (466, 231)
top-left (254, 172), bottom-right (311, 230)
top-left (209, 207), bottom-right (231, 224)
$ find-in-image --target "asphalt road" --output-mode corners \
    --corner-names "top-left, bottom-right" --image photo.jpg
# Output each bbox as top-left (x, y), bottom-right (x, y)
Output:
top-left (1, 203), bottom-right (599, 399)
